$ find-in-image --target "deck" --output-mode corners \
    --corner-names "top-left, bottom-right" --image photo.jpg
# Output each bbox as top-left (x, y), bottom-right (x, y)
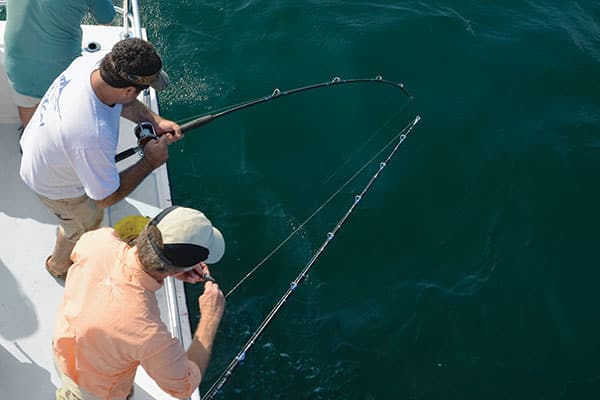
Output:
top-left (0, 21), bottom-right (199, 400)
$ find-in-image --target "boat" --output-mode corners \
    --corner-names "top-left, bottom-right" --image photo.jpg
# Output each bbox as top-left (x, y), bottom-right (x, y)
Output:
top-left (0, 1), bottom-right (199, 398)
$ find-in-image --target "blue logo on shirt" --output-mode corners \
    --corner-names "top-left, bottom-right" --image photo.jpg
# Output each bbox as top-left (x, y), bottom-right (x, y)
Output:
top-left (39, 75), bottom-right (71, 127)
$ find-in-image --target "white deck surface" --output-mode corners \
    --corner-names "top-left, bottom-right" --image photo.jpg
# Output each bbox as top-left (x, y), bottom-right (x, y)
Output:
top-left (0, 23), bottom-right (199, 400)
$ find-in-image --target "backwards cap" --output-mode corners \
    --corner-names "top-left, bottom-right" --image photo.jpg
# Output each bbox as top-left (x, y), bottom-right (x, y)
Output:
top-left (100, 38), bottom-right (170, 90)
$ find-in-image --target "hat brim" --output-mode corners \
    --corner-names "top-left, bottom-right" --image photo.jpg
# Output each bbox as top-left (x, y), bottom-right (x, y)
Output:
top-left (150, 70), bottom-right (170, 91)
top-left (205, 227), bottom-right (225, 264)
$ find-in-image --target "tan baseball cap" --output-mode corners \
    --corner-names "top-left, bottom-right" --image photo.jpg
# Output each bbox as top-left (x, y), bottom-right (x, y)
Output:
top-left (150, 206), bottom-right (225, 266)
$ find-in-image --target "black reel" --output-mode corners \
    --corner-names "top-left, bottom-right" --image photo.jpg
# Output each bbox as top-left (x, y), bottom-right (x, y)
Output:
top-left (134, 121), bottom-right (158, 148)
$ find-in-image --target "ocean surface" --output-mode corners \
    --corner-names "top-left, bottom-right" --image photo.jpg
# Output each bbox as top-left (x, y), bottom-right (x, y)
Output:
top-left (142, 1), bottom-right (600, 399)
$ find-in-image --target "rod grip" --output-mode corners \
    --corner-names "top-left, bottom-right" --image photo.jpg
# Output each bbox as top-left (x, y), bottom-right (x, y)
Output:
top-left (180, 114), bottom-right (215, 133)
top-left (115, 147), bottom-right (137, 162)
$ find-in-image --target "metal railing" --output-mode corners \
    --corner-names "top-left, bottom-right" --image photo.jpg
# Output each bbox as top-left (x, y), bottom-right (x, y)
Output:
top-left (113, 2), bottom-right (185, 350)
top-left (112, 0), bottom-right (152, 107)
top-left (114, 0), bottom-right (142, 39)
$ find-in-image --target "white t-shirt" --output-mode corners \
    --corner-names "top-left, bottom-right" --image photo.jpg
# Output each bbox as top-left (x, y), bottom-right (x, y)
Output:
top-left (20, 54), bottom-right (123, 200)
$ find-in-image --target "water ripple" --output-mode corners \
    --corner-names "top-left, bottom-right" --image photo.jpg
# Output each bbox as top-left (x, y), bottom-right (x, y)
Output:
top-left (526, 1), bottom-right (600, 62)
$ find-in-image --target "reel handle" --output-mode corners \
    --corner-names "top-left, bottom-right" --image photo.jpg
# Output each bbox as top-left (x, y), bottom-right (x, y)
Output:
top-left (114, 122), bottom-right (158, 163)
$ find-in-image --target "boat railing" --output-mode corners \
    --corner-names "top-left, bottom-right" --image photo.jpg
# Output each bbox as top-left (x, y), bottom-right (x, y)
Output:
top-left (114, 0), bottom-right (186, 351)
top-left (114, 1), bottom-right (188, 362)
top-left (115, 0), bottom-right (142, 39)
top-left (112, 0), bottom-right (152, 108)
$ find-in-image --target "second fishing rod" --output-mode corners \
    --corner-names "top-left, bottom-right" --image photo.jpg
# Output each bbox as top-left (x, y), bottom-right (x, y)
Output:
top-left (115, 75), bottom-right (412, 163)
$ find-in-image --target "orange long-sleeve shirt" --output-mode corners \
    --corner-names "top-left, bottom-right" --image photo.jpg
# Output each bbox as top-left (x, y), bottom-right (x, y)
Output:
top-left (53, 228), bottom-right (201, 399)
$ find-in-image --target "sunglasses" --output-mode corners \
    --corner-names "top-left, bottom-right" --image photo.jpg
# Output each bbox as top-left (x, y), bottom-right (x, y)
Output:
top-left (122, 71), bottom-right (158, 87)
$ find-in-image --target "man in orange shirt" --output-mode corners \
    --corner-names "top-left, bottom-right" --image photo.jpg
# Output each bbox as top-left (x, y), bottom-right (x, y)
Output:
top-left (53, 206), bottom-right (226, 399)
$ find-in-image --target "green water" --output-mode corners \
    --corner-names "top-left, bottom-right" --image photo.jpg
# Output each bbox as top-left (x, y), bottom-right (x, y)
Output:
top-left (143, 1), bottom-right (600, 398)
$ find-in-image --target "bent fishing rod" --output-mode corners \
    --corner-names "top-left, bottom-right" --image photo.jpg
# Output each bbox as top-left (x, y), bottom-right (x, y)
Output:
top-left (201, 115), bottom-right (421, 400)
top-left (115, 76), bottom-right (411, 162)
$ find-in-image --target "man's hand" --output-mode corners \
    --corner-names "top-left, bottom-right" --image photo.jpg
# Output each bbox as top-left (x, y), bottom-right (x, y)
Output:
top-left (187, 280), bottom-right (225, 374)
top-left (141, 135), bottom-right (169, 169)
top-left (199, 281), bottom-right (225, 324)
top-left (153, 116), bottom-right (183, 143)
top-left (122, 100), bottom-right (183, 142)
top-left (173, 262), bottom-right (214, 284)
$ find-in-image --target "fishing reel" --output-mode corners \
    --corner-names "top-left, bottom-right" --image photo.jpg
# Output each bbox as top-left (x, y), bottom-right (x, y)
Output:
top-left (134, 121), bottom-right (158, 149)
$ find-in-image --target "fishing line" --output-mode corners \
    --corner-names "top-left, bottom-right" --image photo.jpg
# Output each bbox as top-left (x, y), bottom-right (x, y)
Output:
top-left (225, 114), bottom-right (417, 299)
top-left (202, 115), bottom-right (421, 399)
top-left (321, 104), bottom-right (408, 186)
top-left (115, 76), bottom-right (411, 162)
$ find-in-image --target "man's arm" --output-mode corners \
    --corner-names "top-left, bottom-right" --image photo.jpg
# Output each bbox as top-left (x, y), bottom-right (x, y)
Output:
top-left (94, 136), bottom-right (169, 209)
top-left (121, 99), bottom-right (155, 124)
top-left (95, 102), bottom-right (183, 209)
top-left (121, 99), bottom-right (183, 139)
top-left (187, 281), bottom-right (225, 375)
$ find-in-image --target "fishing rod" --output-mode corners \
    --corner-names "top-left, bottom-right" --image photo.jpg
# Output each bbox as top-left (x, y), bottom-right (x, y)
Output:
top-left (115, 76), bottom-right (411, 162)
top-left (201, 115), bottom-right (421, 400)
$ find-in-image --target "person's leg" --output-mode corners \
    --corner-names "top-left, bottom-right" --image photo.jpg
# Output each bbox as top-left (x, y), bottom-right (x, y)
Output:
top-left (37, 194), bottom-right (104, 274)
top-left (46, 226), bottom-right (77, 276)
top-left (17, 105), bottom-right (38, 128)
top-left (55, 368), bottom-right (103, 400)
top-left (8, 84), bottom-right (40, 128)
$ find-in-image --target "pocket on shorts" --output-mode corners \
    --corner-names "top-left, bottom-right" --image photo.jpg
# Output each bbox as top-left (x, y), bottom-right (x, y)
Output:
top-left (38, 194), bottom-right (104, 242)
top-left (54, 195), bottom-right (88, 222)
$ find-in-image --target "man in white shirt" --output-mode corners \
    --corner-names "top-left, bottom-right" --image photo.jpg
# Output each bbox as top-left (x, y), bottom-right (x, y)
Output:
top-left (20, 38), bottom-right (183, 279)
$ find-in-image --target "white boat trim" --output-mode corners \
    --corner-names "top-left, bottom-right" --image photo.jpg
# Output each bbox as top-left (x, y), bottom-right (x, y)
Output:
top-left (0, 2), bottom-right (199, 399)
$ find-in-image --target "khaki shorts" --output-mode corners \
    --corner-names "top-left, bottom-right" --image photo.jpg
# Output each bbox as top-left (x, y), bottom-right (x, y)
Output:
top-left (55, 375), bottom-right (103, 400)
top-left (54, 355), bottom-right (133, 400)
top-left (37, 193), bottom-right (104, 242)
top-left (7, 81), bottom-right (40, 108)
